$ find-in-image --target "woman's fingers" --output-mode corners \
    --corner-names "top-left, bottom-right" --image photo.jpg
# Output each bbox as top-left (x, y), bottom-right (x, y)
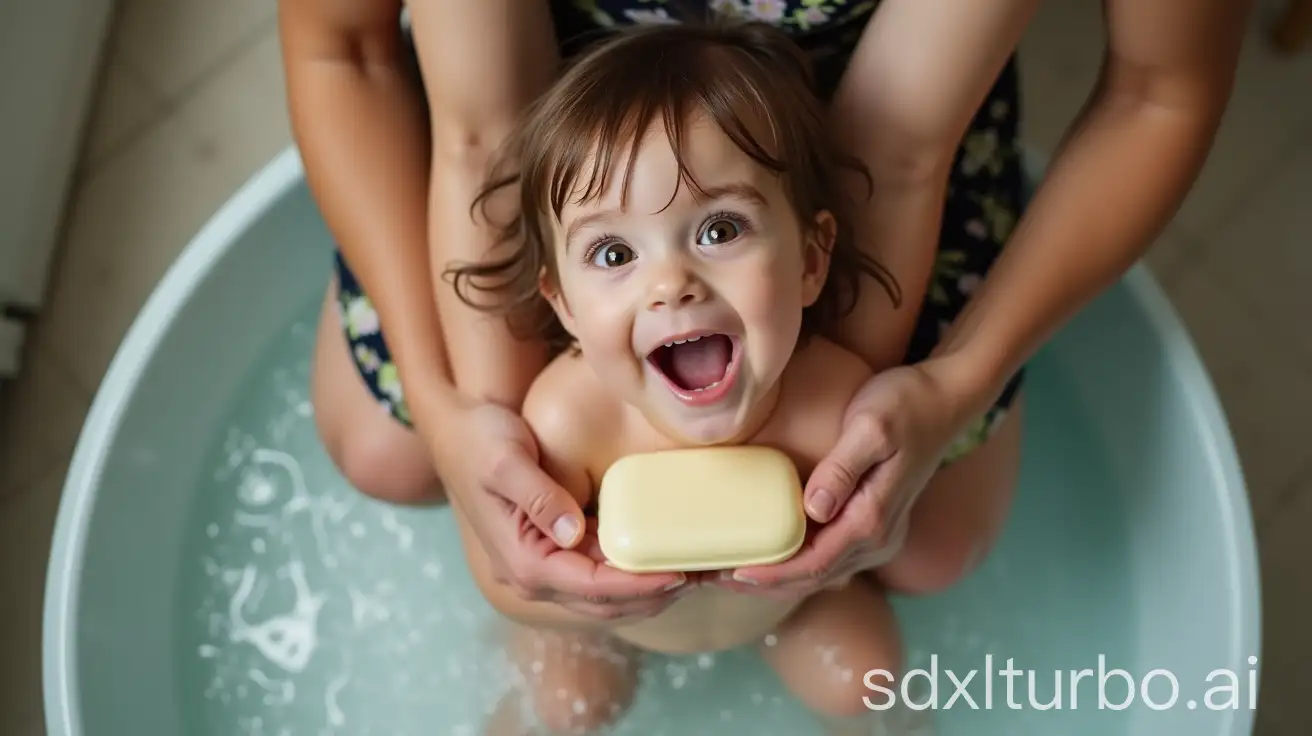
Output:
top-left (803, 411), bottom-right (898, 523)
top-left (494, 521), bottom-right (687, 608)
top-left (731, 514), bottom-right (856, 588)
top-left (527, 545), bottom-right (687, 604)
top-left (546, 598), bottom-right (665, 622)
top-left (730, 480), bottom-right (896, 591)
top-left (550, 575), bottom-right (686, 620)
top-left (487, 445), bottom-right (586, 547)
top-left (472, 448), bottom-right (685, 621)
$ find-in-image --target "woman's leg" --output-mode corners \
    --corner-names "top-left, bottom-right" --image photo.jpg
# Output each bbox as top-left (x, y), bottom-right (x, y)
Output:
top-left (877, 394), bottom-right (1024, 594)
top-left (310, 278), bottom-right (444, 504)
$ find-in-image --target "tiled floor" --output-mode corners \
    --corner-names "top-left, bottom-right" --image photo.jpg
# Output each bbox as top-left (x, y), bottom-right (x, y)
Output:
top-left (1, 1), bottom-right (1310, 733)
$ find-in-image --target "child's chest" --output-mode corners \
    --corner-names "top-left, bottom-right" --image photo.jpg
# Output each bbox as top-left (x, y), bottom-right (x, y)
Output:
top-left (592, 401), bottom-right (835, 653)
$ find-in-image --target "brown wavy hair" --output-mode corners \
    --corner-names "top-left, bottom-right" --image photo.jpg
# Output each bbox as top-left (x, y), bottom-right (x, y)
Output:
top-left (444, 20), bottom-right (900, 357)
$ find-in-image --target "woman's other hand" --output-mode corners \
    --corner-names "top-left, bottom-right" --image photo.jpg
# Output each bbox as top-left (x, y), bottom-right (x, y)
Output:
top-left (725, 358), bottom-right (990, 598)
top-left (432, 394), bottom-right (686, 620)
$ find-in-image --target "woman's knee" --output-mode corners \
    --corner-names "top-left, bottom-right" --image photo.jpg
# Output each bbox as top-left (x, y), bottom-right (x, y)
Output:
top-left (315, 409), bottom-right (441, 505)
top-left (877, 533), bottom-right (984, 595)
top-left (310, 284), bottom-right (441, 505)
top-left (877, 494), bottom-right (1007, 596)
top-left (879, 397), bottom-right (1025, 594)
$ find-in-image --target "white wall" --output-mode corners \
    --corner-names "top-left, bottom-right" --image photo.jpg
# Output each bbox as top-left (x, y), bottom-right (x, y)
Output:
top-left (0, 0), bottom-right (118, 376)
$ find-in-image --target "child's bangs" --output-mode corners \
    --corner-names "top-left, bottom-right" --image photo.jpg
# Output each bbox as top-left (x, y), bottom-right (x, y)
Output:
top-left (538, 56), bottom-right (793, 221)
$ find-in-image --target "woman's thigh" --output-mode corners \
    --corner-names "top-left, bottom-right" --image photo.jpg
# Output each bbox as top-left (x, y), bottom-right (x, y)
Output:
top-left (310, 278), bottom-right (441, 504)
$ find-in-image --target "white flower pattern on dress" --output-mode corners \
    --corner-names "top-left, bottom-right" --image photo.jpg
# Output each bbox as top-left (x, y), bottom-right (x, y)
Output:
top-left (961, 129), bottom-right (1001, 178)
top-left (964, 218), bottom-right (988, 241)
top-left (353, 345), bottom-right (382, 374)
top-left (624, 7), bottom-right (678, 23)
top-left (377, 363), bottom-right (404, 403)
top-left (746, 0), bottom-right (788, 22)
top-left (708, 0), bottom-right (745, 16)
top-left (791, 2), bottom-right (830, 29)
top-left (342, 296), bottom-right (380, 339)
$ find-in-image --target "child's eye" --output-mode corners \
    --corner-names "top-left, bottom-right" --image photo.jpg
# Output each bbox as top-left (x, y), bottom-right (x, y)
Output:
top-left (697, 215), bottom-right (746, 246)
top-left (590, 241), bottom-right (636, 268)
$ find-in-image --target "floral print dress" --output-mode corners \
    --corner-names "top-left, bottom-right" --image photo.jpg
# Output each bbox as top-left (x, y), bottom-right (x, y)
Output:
top-left (332, 0), bottom-right (1026, 463)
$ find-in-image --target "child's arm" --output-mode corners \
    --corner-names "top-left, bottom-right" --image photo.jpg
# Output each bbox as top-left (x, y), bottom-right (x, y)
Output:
top-left (454, 360), bottom-right (614, 630)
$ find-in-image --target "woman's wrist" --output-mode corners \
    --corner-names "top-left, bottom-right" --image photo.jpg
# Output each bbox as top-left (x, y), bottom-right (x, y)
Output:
top-left (399, 365), bottom-right (467, 451)
top-left (922, 337), bottom-right (1013, 425)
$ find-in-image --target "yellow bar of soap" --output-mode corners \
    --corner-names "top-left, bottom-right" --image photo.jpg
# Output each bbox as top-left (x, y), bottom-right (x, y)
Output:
top-left (597, 446), bottom-right (806, 573)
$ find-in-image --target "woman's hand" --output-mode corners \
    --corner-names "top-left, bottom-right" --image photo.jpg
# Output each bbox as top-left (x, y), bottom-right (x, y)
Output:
top-left (724, 358), bottom-right (990, 598)
top-left (430, 394), bottom-right (687, 621)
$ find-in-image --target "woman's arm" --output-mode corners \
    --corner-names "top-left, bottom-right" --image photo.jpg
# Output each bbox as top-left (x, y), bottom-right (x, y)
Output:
top-left (828, 0), bottom-right (1248, 400)
top-left (282, 1), bottom-right (677, 606)
top-left (932, 0), bottom-right (1251, 406)
top-left (279, 0), bottom-right (457, 430)
top-left (462, 365), bottom-right (631, 629)
top-left (825, 0), bottom-right (1042, 373)
top-left (406, 1), bottom-right (560, 412)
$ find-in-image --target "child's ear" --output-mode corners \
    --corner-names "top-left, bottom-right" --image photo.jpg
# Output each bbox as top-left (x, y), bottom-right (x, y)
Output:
top-left (801, 210), bottom-right (837, 307)
top-left (539, 268), bottom-right (579, 337)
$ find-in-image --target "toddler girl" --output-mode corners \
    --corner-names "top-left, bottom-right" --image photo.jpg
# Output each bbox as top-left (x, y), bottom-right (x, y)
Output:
top-left (448, 20), bottom-right (911, 735)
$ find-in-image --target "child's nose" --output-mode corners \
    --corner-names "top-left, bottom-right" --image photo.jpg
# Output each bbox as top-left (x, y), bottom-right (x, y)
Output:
top-left (646, 259), bottom-right (708, 310)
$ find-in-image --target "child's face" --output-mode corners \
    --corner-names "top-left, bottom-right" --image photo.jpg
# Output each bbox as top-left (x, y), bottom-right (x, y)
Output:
top-left (544, 113), bottom-right (834, 445)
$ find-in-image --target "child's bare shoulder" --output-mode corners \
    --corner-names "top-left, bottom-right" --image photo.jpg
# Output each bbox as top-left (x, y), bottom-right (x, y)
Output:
top-left (770, 337), bottom-right (873, 470)
top-left (521, 353), bottom-right (622, 499)
top-left (784, 337), bottom-right (872, 403)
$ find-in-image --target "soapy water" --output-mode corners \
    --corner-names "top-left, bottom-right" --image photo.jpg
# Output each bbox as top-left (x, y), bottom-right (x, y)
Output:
top-left (177, 300), bottom-right (1137, 735)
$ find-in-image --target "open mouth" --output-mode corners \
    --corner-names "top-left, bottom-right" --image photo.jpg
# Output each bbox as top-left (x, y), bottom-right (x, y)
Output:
top-left (647, 333), bottom-right (740, 405)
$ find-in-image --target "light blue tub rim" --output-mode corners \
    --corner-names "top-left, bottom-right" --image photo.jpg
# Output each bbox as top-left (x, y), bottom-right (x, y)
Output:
top-left (40, 145), bottom-right (1264, 735)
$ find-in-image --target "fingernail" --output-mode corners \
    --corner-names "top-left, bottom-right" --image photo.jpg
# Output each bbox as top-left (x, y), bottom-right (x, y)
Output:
top-left (552, 515), bottom-right (580, 546)
top-left (806, 489), bottom-right (835, 520)
top-left (731, 572), bottom-right (757, 585)
top-left (664, 574), bottom-right (687, 591)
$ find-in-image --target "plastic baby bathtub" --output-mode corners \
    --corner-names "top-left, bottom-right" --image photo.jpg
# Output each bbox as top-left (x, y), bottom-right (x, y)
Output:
top-left (41, 147), bottom-right (1262, 736)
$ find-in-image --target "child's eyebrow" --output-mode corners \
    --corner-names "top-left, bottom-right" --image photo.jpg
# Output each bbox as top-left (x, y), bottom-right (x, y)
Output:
top-left (563, 209), bottom-right (621, 250)
top-left (692, 182), bottom-right (768, 207)
top-left (561, 181), bottom-right (768, 250)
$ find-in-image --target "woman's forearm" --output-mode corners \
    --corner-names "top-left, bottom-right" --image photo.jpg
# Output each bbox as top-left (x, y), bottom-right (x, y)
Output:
top-left (285, 53), bottom-right (461, 437)
top-left (427, 151), bottom-right (551, 410)
top-left (405, 0), bottom-right (560, 412)
top-left (931, 91), bottom-right (1229, 404)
